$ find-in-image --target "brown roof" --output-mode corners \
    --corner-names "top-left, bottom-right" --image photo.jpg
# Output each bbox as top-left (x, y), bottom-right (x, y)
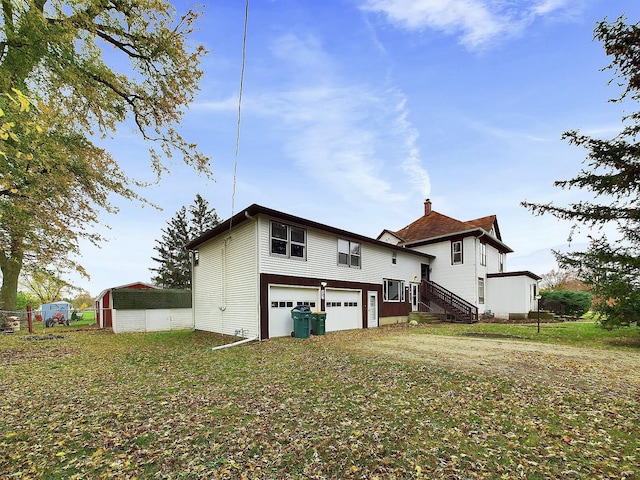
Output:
top-left (392, 209), bottom-right (510, 252)
top-left (466, 214), bottom-right (501, 240)
top-left (395, 211), bottom-right (474, 243)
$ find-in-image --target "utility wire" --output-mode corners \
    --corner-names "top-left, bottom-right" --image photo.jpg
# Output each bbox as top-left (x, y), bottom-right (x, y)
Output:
top-left (230, 0), bottom-right (249, 229)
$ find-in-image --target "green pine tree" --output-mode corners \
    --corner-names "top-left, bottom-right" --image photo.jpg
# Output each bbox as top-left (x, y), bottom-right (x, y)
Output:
top-left (150, 196), bottom-right (219, 289)
top-left (523, 17), bottom-right (640, 328)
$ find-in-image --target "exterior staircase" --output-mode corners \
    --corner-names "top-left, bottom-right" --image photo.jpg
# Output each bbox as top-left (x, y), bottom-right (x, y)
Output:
top-left (421, 280), bottom-right (478, 324)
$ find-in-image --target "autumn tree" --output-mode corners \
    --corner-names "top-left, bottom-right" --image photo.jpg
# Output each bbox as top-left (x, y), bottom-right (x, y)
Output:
top-left (16, 291), bottom-right (39, 311)
top-left (0, 1), bottom-right (208, 310)
top-left (540, 269), bottom-right (572, 291)
top-left (21, 268), bottom-right (75, 304)
top-left (70, 292), bottom-right (94, 310)
top-left (150, 194), bottom-right (219, 289)
top-left (522, 17), bottom-right (640, 328)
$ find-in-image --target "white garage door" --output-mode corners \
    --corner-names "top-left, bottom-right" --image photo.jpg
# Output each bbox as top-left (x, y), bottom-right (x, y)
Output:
top-left (325, 288), bottom-right (362, 332)
top-left (269, 286), bottom-right (320, 338)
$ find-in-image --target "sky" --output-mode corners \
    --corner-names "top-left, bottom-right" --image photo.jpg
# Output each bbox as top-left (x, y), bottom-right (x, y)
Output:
top-left (69, 0), bottom-right (637, 297)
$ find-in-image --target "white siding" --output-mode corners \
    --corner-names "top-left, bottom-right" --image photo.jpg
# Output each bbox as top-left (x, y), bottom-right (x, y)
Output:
top-left (486, 276), bottom-right (539, 318)
top-left (112, 310), bottom-right (146, 333)
top-left (257, 216), bottom-right (424, 286)
top-left (112, 308), bottom-right (193, 334)
top-left (413, 237), bottom-right (478, 305)
top-left (378, 231), bottom-right (401, 244)
top-left (170, 309), bottom-right (193, 330)
top-left (193, 220), bottom-right (259, 338)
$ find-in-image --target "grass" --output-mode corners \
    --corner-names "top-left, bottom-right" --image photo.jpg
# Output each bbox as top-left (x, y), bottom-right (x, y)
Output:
top-left (412, 320), bottom-right (640, 349)
top-left (0, 323), bottom-right (638, 479)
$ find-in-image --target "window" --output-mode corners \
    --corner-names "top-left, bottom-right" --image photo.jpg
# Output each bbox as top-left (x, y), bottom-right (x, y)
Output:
top-left (392, 252), bottom-right (397, 265)
top-left (499, 253), bottom-right (505, 273)
top-left (451, 240), bottom-right (463, 265)
top-left (383, 279), bottom-right (405, 302)
top-left (270, 221), bottom-right (306, 259)
top-left (271, 301), bottom-right (313, 308)
top-left (480, 242), bottom-right (486, 266)
top-left (338, 239), bottom-right (361, 268)
top-left (478, 278), bottom-right (485, 304)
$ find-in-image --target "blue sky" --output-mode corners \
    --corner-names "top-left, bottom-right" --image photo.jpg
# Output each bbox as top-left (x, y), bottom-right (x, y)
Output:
top-left (72, 0), bottom-right (636, 296)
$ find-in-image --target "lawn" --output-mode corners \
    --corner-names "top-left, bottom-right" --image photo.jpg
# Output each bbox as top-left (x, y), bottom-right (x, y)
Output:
top-left (1, 323), bottom-right (638, 479)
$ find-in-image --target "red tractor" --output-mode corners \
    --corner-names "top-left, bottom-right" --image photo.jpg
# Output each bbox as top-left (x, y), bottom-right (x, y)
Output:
top-left (45, 312), bottom-right (69, 327)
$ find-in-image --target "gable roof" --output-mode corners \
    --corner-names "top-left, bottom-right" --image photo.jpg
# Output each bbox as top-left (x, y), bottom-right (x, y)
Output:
top-left (389, 203), bottom-right (512, 253)
top-left (185, 204), bottom-right (434, 260)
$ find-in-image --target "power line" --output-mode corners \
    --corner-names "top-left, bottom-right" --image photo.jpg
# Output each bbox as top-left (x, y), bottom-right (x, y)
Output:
top-left (230, 0), bottom-right (249, 229)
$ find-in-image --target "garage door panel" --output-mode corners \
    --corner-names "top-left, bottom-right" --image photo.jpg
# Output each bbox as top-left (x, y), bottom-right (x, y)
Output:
top-left (269, 286), bottom-right (319, 338)
top-left (325, 288), bottom-right (361, 332)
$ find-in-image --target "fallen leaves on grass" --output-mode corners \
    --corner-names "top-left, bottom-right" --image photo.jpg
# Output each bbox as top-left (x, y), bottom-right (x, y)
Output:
top-left (0, 327), bottom-right (638, 479)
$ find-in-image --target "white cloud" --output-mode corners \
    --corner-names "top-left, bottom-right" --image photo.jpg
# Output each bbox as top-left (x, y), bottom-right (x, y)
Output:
top-left (192, 95), bottom-right (238, 112)
top-left (361, 0), bottom-right (577, 49)
top-left (252, 33), bottom-right (430, 205)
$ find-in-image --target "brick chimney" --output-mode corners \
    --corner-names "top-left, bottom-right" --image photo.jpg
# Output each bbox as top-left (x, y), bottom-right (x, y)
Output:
top-left (424, 198), bottom-right (432, 216)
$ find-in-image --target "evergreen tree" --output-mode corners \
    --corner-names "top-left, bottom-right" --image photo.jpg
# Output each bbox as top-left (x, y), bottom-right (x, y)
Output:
top-left (522, 17), bottom-right (640, 328)
top-left (150, 196), bottom-right (219, 289)
top-left (190, 194), bottom-right (220, 237)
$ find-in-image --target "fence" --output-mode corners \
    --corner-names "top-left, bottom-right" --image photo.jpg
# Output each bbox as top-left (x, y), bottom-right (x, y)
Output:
top-left (1, 308), bottom-right (96, 333)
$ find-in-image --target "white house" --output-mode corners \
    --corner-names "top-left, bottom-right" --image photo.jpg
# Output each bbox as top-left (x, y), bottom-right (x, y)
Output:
top-left (186, 202), bottom-right (540, 339)
top-left (378, 199), bottom-right (540, 320)
top-left (186, 204), bottom-right (434, 340)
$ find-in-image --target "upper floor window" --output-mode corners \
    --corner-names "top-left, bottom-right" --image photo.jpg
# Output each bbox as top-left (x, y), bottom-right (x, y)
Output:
top-left (270, 221), bottom-right (306, 259)
top-left (480, 242), bottom-right (486, 266)
top-left (383, 278), bottom-right (405, 302)
top-left (451, 240), bottom-right (463, 265)
top-left (338, 239), bottom-right (361, 268)
top-left (392, 251), bottom-right (397, 265)
top-left (499, 253), bottom-right (505, 273)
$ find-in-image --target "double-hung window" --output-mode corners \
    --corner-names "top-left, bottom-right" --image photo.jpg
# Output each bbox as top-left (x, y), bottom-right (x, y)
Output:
top-left (338, 239), bottom-right (361, 268)
top-left (451, 240), bottom-right (463, 265)
top-left (478, 278), bottom-right (485, 304)
top-left (480, 242), bottom-right (487, 266)
top-left (383, 279), bottom-right (405, 302)
top-left (270, 221), bottom-right (306, 259)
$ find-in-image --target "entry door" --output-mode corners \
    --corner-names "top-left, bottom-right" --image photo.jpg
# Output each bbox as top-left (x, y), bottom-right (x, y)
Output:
top-left (410, 283), bottom-right (420, 312)
top-left (367, 291), bottom-right (378, 328)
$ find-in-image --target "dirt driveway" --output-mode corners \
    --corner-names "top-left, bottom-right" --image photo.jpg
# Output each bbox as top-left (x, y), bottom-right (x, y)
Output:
top-left (349, 331), bottom-right (640, 396)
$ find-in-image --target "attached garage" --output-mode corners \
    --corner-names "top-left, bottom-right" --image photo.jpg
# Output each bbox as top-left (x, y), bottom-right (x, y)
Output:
top-left (324, 288), bottom-right (362, 332)
top-left (268, 285), bottom-right (320, 338)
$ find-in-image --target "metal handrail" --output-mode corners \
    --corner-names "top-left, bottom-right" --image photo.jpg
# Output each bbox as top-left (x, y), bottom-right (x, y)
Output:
top-left (421, 280), bottom-right (478, 323)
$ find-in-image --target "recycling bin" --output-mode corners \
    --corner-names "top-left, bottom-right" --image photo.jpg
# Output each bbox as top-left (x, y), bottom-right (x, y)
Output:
top-left (310, 312), bottom-right (326, 336)
top-left (291, 306), bottom-right (311, 338)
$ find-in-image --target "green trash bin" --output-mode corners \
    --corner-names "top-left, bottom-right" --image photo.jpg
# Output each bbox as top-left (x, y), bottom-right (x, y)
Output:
top-left (311, 312), bottom-right (326, 335)
top-left (291, 306), bottom-right (311, 338)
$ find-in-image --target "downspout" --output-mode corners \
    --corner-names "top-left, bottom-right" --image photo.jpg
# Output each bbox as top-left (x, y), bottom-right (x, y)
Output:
top-left (190, 250), bottom-right (196, 330)
top-left (474, 237), bottom-right (478, 306)
top-left (244, 210), bottom-right (260, 340)
top-left (210, 336), bottom-right (258, 351)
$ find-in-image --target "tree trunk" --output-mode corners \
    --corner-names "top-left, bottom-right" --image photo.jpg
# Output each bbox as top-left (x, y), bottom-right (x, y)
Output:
top-left (0, 235), bottom-right (24, 312)
top-left (0, 256), bottom-right (22, 311)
